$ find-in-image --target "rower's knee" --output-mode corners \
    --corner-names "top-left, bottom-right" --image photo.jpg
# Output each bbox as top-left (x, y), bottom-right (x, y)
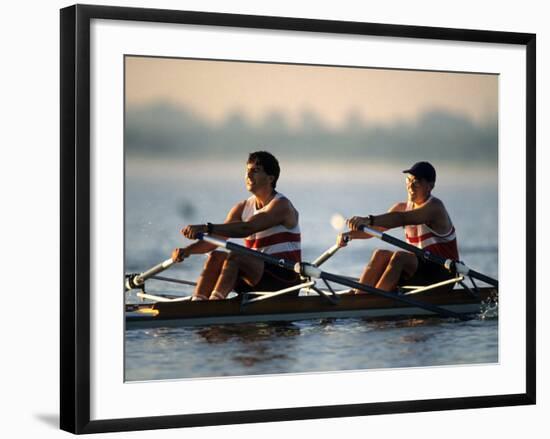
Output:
top-left (204, 251), bottom-right (226, 269)
top-left (222, 252), bottom-right (241, 270)
top-left (370, 249), bottom-right (392, 265)
top-left (387, 251), bottom-right (408, 269)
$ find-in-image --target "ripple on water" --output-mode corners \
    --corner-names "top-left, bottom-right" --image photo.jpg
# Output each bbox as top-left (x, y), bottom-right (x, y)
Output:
top-left (126, 314), bottom-right (498, 380)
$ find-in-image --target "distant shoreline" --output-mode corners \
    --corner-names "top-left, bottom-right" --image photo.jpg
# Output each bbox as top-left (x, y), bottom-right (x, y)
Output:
top-left (125, 156), bottom-right (498, 187)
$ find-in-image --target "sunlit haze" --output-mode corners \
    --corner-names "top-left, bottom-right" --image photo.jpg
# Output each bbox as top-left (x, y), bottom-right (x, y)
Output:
top-left (126, 56), bottom-right (497, 129)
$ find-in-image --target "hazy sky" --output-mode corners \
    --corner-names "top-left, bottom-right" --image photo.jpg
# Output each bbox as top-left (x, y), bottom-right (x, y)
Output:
top-left (125, 56), bottom-right (498, 129)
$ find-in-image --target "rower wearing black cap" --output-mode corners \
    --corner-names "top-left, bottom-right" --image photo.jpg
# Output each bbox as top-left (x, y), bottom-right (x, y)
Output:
top-left (336, 161), bottom-right (459, 293)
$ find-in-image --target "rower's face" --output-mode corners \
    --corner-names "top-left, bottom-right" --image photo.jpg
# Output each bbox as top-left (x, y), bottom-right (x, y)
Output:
top-left (245, 162), bottom-right (273, 192)
top-left (406, 174), bottom-right (432, 203)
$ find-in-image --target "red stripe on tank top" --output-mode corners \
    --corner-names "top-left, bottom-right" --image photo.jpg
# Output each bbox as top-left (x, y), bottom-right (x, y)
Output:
top-left (406, 227), bottom-right (455, 244)
top-left (245, 232), bottom-right (301, 249)
top-left (406, 232), bottom-right (435, 243)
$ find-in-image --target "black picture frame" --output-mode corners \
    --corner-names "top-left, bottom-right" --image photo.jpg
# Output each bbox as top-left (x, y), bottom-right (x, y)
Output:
top-left (60, 4), bottom-right (536, 434)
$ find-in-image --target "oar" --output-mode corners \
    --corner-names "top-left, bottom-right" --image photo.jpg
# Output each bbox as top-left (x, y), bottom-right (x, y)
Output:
top-left (198, 234), bottom-right (470, 321)
top-left (309, 213), bottom-right (359, 267)
top-left (311, 244), bottom-right (341, 267)
top-left (331, 213), bottom-right (498, 288)
top-left (125, 258), bottom-right (175, 291)
top-left (356, 224), bottom-right (499, 288)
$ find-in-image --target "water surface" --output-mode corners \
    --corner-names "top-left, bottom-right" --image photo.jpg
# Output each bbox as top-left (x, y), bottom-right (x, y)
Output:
top-left (125, 159), bottom-right (498, 381)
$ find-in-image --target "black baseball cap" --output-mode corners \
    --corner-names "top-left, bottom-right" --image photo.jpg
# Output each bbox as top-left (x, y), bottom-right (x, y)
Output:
top-left (403, 161), bottom-right (436, 183)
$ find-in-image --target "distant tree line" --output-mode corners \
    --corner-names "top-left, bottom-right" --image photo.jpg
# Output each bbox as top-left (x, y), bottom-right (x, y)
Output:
top-left (125, 102), bottom-right (497, 164)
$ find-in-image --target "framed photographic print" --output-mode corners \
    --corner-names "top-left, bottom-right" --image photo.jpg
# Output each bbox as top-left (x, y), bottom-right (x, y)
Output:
top-left (60, 4), bottom-right (536, 434)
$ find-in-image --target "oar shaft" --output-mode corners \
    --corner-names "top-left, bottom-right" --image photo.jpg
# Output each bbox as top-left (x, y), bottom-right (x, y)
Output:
top-left (359, 225), bottom-right (498, 287)
top-left (360, 225), bottom-right (447, 266)
top-left (311, 244), bottom-right (341, 267)
top-left (320, 271), bottom-right (468, 320)
top-left (199, 234), bottom-right (469, 320)
top-left (466, 268), bottom-right (499, 288)
top-left (125, 258), bottom-right (175, 290)
top-left (201, 235), bottom-right (298, 272)
top-left (139, 258), bottom-right (175, 279)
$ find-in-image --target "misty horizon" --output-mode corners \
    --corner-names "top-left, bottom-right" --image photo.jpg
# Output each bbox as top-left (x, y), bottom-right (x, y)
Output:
top-left (125, 101), bottom-right (498, 164)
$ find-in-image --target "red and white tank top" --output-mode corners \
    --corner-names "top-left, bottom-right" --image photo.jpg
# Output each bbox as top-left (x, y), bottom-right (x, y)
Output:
top-left (241, 193), bottom-right (301, 262)
top-left (404, 197), bottom-right (459, 260)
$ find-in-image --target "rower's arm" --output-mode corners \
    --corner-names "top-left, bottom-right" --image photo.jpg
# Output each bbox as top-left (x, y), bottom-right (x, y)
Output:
top-left (178, 202), bottom-right (246, 255)
top-left (344, 225), bottom-right (387, 241)
top-left (207, 198), bottom-right (292, 238)
top-left (339, 203), bottom-right (404, 244)
top-left (371, 201), bottom-right (437, 229)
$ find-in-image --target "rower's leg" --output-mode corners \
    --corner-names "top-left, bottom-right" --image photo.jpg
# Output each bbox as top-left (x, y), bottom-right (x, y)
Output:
top-left (354, 249), bottom-right (392, 294)
top-left (192, 251), bottom-right (227, 300)
top-left (210, 253), bottom-right (264, 300)
top-left (375, 251), bottom-right (418, 292)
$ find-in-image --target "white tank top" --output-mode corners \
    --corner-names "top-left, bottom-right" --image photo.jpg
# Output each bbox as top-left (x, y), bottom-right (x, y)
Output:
top-left (241, 193), bottom-right (301, 262)
top-left (404, 196), bottom-right (459, 260)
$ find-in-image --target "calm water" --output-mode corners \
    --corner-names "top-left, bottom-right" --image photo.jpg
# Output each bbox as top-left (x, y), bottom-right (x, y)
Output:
top-left (124, 159), bottom-right (498, 381)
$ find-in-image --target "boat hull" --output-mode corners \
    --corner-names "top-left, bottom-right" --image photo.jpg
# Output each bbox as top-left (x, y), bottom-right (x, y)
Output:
top-left (126, 287), bottom-right (497, 329)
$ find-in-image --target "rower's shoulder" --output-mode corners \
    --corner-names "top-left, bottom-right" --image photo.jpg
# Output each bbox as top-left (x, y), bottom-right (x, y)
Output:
top-left (427, 196), bottom-right (446, 210)
top-left (425, 197), bottom-right (452, 218)
top-left (271, 194), bottom-right (299, 225)
top-left (229, 199), bottom-right (249, 216)
top-left (235, 198), bottom-right (250, 209)
top-left (389, 202), bottom-right (407, 212)
top-left (272, 193), bottom-right (296, 209)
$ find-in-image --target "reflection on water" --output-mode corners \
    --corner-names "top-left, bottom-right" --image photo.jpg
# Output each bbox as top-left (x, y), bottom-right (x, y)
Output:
top-left (196, 323), bottom-right (301, 344)
top-left (191, 324), bottom-right (301, 369)
top-left (125, 313), bottom-right (498, 381)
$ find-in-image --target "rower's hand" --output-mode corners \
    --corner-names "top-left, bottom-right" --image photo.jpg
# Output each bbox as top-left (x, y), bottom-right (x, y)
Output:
top-left (171, 247), bottom-right (190, 263)
top-left (336, 232), bottom-right (351, 247)
top-left (347, 216), bottom-right (367, 231)
top-left (181, 224), bottom-right (208, 240)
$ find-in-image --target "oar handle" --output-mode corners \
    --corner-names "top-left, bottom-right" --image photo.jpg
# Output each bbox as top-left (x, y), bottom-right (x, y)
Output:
top-left (125, 258), bottom-right (175, 291)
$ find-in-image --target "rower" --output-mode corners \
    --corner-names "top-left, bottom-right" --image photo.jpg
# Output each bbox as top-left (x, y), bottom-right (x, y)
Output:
top-left (338, 161), bottom-right (459, 293)
top-left (172, 151), bottom-right (302, 300)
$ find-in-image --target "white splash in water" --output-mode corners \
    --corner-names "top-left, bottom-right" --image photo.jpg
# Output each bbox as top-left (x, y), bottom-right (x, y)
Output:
top-left (479, 290), bottom-right (499, 320)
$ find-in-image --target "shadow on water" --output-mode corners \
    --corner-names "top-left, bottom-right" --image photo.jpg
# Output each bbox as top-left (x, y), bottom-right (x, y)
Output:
top-left (196, 322), bottom-right (301, 344)
top-left (195, 322), bottom-right (301, 368)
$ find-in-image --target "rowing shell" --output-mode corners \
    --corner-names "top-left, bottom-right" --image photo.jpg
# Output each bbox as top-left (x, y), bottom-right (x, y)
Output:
top-left (126, 287), bottom-right (497, 329)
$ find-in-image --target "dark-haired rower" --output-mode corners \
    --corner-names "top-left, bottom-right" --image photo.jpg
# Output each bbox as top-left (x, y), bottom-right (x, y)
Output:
top-left (172, 151), bottom-right (301, 300)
